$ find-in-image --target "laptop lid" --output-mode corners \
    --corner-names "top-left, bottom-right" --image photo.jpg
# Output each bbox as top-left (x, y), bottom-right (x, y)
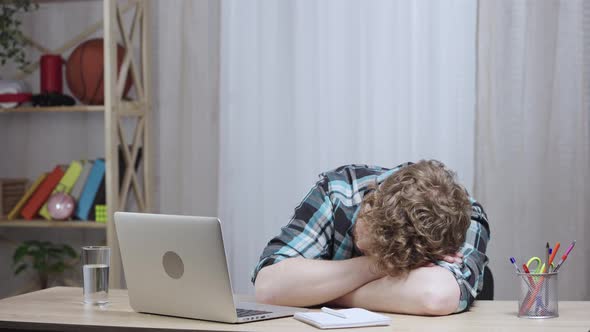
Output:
top-left (115, 212), bottom-right (239, 323)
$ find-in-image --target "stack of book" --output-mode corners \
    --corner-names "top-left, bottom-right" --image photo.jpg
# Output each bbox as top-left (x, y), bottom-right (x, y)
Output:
top-left (7, 159), bottom-right (105, 222)
top-left (6, 147), bottom-right (142, 223)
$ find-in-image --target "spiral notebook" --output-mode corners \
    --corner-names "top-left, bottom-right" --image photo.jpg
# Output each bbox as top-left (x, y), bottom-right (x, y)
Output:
top-left (294, 308), bottom-right (391, 329)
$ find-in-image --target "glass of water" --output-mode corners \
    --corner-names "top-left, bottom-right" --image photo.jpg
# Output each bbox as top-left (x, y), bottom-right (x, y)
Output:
top-left (82, 246), bottom-right (110, 305)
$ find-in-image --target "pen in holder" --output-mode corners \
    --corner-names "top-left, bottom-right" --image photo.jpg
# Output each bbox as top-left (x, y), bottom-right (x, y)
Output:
top-left (517, 271), bottom-right (558, 319)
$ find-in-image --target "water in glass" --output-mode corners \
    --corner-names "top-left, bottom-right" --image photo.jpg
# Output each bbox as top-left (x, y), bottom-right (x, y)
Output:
top-left (83, 263), bottom-right (109, 304)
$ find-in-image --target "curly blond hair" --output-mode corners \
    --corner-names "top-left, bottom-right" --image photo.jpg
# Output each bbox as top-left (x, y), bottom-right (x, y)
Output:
top-left (357, 160), bottom-right (471, 277)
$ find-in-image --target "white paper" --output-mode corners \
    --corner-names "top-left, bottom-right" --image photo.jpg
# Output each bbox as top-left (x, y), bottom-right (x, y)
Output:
top-left (294, 308), bottom-right (391, 329)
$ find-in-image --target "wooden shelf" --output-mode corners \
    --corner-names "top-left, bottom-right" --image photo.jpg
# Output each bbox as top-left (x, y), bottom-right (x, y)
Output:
top-left (2, 0), bottom-right (153, 289)
top-left (35, 0), bottom-right (101, 4)
top-left (0, 219), bottom-right (106, 229)
top-left (0, 105), bottom-right (104, 113)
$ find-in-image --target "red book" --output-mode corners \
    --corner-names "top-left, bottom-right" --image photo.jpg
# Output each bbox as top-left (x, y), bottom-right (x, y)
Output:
top-left (20, 166), bottom-right (65, 220)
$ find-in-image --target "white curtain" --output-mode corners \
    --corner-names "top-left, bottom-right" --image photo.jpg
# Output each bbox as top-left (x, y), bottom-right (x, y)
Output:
top-left (477, 0), bottom-right (590, 299)
top-left (154, 0), bottom-right (220, 217)
top-left (219, 0), bottom-right (477, 294)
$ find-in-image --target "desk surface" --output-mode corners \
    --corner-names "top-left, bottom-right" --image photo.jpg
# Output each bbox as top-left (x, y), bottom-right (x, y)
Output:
top-left (0, 287), bottom-right (589, 332)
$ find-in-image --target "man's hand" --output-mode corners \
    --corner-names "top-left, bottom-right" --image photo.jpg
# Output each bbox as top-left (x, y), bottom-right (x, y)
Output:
top-left (442, 252), bottom-right (464, 264)
top-left (255, 256), bottom-right (383, 307)
top-left (425, 252), bottom-right (463, 267)
top-left (329, 265), bottom-right (461, 316)
top-left (256, 255), bottom-right (461, 315)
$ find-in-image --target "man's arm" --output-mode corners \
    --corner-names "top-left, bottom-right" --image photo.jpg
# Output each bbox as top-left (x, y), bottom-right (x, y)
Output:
top-left (328, 265), bottom-right (461, 316)
top-left (255, 256), bottom-right (382, 307)
top-left (435, 200), bottom-right (490, 312)
top-left (254, 175), bottom-right (381, 307)
top-left (328, 200), bottom-right (489, 316)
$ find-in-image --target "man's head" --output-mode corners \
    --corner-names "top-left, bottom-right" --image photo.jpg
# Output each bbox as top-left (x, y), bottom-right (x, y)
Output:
top-left (354, 160), bottom-right (471, 276)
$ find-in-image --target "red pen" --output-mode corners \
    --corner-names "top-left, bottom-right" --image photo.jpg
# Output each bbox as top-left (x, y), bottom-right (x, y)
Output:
top-left (520, 276), bottom-right (547, 315)
top-left (522, 264), bottom-right (530, 273)
top-left (521, 264), bottom-right (536, 287)
top-left (518, 263), bottom-right (537, 315)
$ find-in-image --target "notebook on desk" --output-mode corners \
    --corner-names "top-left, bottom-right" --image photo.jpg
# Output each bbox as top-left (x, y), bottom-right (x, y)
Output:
top-left (294, 308), bottom-right (391, 329)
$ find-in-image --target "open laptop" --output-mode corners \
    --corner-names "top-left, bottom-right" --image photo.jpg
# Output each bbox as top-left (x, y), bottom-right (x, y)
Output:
top-left (114, 212), bottom-right (304, 323)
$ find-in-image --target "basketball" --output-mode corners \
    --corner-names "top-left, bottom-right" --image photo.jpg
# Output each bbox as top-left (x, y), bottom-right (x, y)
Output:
top-left (65, 38), bottom-right (133, 105)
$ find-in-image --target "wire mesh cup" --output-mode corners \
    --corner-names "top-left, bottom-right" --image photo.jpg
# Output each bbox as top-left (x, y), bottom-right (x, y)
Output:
top-left (517, 271), bottom-right (558, 318)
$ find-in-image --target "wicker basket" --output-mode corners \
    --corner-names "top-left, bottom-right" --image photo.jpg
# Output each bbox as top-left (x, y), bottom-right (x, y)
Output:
top-left (0, 178), bottom-right (28, 217)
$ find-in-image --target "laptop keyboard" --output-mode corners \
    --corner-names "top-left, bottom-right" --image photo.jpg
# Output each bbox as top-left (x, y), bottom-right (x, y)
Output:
top-left (236, 308), bottom-right (272, 317)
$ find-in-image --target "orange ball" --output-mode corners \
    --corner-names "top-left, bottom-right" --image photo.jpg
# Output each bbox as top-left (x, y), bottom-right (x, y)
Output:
top-left (65, 38), bottom-right (133, 105)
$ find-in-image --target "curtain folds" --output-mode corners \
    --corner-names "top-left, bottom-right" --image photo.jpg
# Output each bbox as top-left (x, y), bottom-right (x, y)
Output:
top-left (219, 0), bottom-right (477, 294)
top-left (476, 0), bottom-right (590, 300)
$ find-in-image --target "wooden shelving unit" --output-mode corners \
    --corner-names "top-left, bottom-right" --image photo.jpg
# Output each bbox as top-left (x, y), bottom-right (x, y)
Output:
top-left (0, 220), bottom-right (106, 229)
top-left (0, 105), bottom-right (104, 113)
top-left (0, 0), bottom-right (153, 289)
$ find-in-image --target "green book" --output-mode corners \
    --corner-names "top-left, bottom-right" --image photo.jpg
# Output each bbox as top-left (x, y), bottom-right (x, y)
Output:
top-left (39, 160), bottom-right (83, 220)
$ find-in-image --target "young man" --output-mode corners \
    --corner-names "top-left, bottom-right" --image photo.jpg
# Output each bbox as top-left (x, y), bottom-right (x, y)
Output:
top-left (251, 160), bottom-right (489, 316)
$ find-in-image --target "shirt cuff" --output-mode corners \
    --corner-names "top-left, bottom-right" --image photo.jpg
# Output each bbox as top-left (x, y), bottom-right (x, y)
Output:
top-left (250, 255), bottom-right (289, 284)
top-left (436, 260), bottom-right (476, 313)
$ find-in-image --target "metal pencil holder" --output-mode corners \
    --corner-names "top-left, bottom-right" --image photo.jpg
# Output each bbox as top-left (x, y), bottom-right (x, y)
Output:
top-left (517, 271), bottom-right (558, 319)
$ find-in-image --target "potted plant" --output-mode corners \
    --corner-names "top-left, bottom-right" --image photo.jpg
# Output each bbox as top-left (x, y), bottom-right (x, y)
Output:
top-left (0, 0), bottom-right (38, 70)
top-left (12, 240), bottom-right (78, 290)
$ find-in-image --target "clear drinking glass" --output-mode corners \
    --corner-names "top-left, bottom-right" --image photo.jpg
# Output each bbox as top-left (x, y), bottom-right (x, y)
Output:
top-left (82, 246), bottom-right (110, 304)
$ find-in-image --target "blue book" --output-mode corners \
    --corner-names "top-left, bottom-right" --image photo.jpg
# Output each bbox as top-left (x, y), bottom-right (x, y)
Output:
top-left (75, 159), bottom-right (105, 221)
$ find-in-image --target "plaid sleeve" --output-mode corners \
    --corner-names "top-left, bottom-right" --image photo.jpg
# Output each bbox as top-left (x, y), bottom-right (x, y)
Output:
top-left (436, 200), bottom-right (490, 313)
top-left (251, 176), bottom-right (335, 284)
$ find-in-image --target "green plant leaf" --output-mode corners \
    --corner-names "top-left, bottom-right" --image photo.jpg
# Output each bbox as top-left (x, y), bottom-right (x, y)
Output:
top-left (0, 0), bottom-right (37, 69)
top-left (48, 262), bottom-right (66, 273)
top-left (33, 260), bottom-right (47, 272)
top-left (62, 245), bottom-right (78, 258)
top-left (12, 244), bottom-right (29, 265)
top-left (48, 251), bottom-right (62, 259)
top-left (24, 240), bottom-right (41, 247)
top-left (28, 248), bottom-right (43, 260)
top-left (14, 263), bottom-right (27, 275)
top-left (11, 239), bottom-right (78, 276)
top-left (48, 247), bottom-right (66, 256)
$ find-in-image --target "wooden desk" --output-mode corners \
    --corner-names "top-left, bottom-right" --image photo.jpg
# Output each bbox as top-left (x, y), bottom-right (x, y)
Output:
top-left (0, 287), bottom-right (589, 332)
